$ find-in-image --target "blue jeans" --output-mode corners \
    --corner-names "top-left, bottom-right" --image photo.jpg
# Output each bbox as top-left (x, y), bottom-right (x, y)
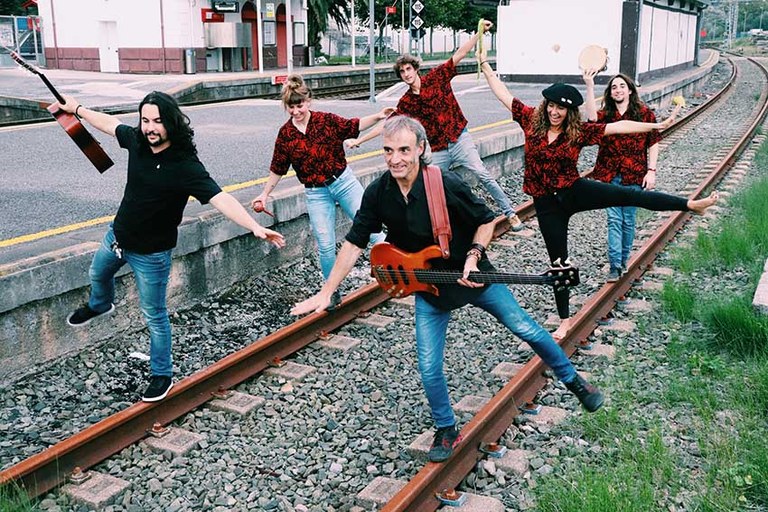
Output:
top-left (414, 284), bottom-right (576, 428)
top-left (88, 227), bottom-right (173, 376)
top-left (607, 175), bottom-right (641, 270)
top-left (305, 167), bottom-right (384, 279)
top-left (430, 129), bottom-right (514, 217)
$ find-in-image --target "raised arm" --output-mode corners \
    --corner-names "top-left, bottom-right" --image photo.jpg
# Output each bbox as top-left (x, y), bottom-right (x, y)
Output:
top-left (452, 19), bottom-right (493, 65)
top-left (57, 95), bottom-right (121, 137)
top-left (478, 48), bottom-right (515, 111)
top-left (582, 68), bottom-right (598, 122)
top-left (358, 106), bottom-right (396, 131)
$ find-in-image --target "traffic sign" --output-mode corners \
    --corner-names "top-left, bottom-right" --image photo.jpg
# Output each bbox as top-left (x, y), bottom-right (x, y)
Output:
top-left (412, 0), bottom-right (424, 13)
top-left (412, 16), bottom-right (423, 29)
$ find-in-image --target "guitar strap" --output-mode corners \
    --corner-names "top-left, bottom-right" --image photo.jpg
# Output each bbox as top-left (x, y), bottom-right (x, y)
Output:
top-left (423, 164), bottom-right (452, 259)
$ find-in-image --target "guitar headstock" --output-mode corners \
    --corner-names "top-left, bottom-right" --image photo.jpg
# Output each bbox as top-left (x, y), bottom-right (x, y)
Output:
top-left (8, 49), bottom-right (40, 76)
top-left (546, 263), bottom-right (580, 290)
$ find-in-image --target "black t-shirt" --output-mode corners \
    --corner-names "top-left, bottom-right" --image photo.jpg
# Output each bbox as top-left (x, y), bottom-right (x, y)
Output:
top-left (113, 124), bottom-right (222, 254)
top-left (346, 166), bottom-right (496, 310)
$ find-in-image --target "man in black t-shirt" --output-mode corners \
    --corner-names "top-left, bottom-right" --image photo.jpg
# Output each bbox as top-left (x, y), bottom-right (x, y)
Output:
top-left (292, 116), bottom-right (603, 463)
top-left (58, 92), bottom-right (285, 402)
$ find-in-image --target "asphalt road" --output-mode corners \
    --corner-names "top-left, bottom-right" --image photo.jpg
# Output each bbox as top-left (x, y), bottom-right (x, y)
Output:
top-left (0, 76), bottom-right (550, 244)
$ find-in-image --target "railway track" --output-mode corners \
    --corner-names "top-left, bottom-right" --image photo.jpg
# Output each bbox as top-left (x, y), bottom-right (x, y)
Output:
top-left (1, 55), bottom-right (766, 510)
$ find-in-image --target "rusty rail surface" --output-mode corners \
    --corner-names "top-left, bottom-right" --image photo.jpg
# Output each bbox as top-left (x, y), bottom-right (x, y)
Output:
top-left (382, 56), bottom-right (768, 511)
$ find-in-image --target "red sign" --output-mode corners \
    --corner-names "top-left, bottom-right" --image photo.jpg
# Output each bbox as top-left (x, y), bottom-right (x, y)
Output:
top-left (386, 6), bottom-right (397, 14)
top-left (700, 28), bottom-right (707, 38)
top-left (271, 75), bottom-right (288, 85)
top-left (201, 8), bottom-right (225, 22)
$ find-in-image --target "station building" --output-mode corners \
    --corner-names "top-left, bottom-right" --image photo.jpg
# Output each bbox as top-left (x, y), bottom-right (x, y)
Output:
top-left (495, 0), bottom-right (707, 83)
top-left (35, 0), bottom-right (309, 73)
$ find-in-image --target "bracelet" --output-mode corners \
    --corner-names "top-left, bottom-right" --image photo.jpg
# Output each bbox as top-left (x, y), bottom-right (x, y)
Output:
top-left (480, 60), bottom-right (488, 66)
top-left (647, 168), bottom-right (656, 173)
top-left (469, 242), bottom-right (486, 255)
top-left (466, 249), bottom-right (483, 261)
top-left (75, 104), bottom-right (83, 117)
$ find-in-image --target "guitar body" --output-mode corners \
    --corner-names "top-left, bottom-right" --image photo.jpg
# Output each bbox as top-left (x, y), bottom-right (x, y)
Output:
top-left (47, 104), bottom-right (114, 173)
top-left (370, 243), bottom-right (581, 299)
top-left (370, 243), bottom-right (445, 298)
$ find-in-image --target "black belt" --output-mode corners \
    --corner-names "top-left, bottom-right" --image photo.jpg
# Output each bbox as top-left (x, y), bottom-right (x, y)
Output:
top-left (304, 169), bottom-right (345, 188)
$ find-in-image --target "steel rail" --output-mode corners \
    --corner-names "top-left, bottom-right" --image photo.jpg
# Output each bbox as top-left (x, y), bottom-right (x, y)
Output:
top-left (382, 56), bottom-right (767, 511)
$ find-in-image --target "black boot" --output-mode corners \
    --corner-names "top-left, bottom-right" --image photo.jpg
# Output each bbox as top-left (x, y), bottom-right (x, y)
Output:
top-left (565, 374), bottom-right (604, 412)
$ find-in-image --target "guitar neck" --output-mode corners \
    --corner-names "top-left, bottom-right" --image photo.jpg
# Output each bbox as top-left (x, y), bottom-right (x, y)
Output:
top-left (414, 269), bottom-right (554, 286)
top-left (38, 73), bottom-right (65, 104)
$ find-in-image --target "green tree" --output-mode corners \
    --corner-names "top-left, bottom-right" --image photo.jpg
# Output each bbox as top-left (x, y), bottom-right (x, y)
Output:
top-left (308, 0), bottom-right (350, 53)
top-left (0, 0), bottom-right (26, 15)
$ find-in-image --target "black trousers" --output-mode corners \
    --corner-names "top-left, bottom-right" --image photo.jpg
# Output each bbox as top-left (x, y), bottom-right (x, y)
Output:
top-left (532, 178), bottom-right (689, 318)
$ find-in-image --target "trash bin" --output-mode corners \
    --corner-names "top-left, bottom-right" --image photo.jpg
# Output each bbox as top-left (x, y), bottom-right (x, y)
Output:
top-left (184, 48), bottom-right (196, 74)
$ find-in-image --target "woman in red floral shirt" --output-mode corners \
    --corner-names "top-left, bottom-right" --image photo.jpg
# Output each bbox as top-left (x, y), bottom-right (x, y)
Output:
top-left (478, 51), bottom-right (718, 338)
top-left (251, 75), bottom-right (391, 308)
top-left (584, 72), bottom-right (661, 282)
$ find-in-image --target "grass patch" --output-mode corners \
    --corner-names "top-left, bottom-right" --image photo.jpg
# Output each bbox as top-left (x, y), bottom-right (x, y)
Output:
top-left (0, 483), bottom-right (34, 512)
top-left (530, 165), bottom-right (768, 510)
top-left (535, 429), bottom-right (681, 512)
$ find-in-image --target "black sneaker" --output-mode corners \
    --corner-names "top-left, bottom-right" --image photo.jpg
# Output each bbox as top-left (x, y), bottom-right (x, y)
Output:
top-left (66, 303), bottom-right (115, 327)
top-left (142, 376), bottom-right (174, 402)
top-left (607, 267), bottom-right (622, 282)
top-left (325, 291), bottom-right (342, 312)
top-left (427, 425), bottom-right (462, 462)
top-left (565, 374), bottom-right (604, 412)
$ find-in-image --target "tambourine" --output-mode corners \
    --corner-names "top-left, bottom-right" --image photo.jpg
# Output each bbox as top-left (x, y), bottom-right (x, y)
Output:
top-left (578, 45), bottom-right (609, 72)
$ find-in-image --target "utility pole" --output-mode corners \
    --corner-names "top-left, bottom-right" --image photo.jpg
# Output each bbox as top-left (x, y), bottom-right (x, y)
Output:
top-left (351, 0), bottom-right (356, 67)
top-left (369, 0), bottom-right (375, 102)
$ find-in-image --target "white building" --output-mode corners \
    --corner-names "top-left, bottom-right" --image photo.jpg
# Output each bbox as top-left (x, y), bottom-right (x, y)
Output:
top-left (36, 0), bottom-right (309, 73)
top-left (496, 0), bottom-right (707, 83)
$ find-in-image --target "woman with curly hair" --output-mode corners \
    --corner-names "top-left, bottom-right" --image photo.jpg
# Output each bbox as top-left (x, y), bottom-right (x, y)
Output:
top-left (478, 49), bottom-right (718, 339)
top-left (252, 75), bottom-right (390, 309)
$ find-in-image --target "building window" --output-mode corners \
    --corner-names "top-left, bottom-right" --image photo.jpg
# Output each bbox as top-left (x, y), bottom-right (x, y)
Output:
top-left (263, 20), bottom-right (276, 45)
top-left (293, 22), bottom-right (305, 45)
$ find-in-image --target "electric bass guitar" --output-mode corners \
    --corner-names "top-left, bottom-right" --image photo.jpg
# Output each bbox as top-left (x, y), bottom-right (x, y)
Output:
top-left (9, 51), bottom-right (114, 173)
top-left (370, 243), bottom-right (580, 298)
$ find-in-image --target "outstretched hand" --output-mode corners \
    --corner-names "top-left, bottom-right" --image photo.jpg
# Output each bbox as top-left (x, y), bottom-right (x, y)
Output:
top-left (253, 226), bottom-right (285, 248)
top-left (291, 292), bottom-right (331, 315)
top-left (344, 138), bottom-right (362, 149)
top-left (479, 19), bottom-right (493, 33)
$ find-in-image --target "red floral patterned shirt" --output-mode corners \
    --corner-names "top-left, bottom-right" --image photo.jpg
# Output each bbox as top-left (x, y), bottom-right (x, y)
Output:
top-left (591, 105), bottom-right (660, 186)
top-left (396, 59), bottom-right (467, 152)
top-left (270, 111), bottom-right (360, 186)
top-left (510, 98), bottom-right (605, 197)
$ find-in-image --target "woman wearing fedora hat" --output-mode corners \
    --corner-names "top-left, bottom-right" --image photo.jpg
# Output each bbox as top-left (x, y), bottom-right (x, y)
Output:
top-left (477, 49), bottom-right (718, 339)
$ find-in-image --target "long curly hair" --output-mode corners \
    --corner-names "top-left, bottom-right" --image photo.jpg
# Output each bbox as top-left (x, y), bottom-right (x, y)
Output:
top-left (281, 74), bottom-right (312, 107)
top-left (136, 91), bottom-right (196, 156)
top-left (530, 99), bottom-right (582, 143)
top-left (601, 73), bottom-right (643, 121)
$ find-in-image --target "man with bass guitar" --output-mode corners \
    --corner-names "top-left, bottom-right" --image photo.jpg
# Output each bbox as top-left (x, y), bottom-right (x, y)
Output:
top-left (291, 115), bottom-right (603, 463)
top-left (58, 92), bottom-right (285, 403)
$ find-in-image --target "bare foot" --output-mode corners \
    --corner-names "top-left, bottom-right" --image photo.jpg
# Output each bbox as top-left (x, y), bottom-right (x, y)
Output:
top-left (687, 191), bottom-right (719, 215)
top-left (552, 318), bottom-right (572, 341)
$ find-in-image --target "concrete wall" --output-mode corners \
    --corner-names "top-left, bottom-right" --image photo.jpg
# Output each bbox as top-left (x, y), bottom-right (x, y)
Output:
top-left (0, 53), bottom-right (718, 384)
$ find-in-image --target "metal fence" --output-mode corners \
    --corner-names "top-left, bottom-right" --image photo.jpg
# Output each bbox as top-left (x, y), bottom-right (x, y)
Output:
top-left (0, 15), bottom-right (44, 68)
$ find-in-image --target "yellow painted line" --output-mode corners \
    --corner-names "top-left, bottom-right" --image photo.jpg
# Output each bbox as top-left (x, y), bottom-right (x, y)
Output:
top-left (0, 119), bottom-right (513, 248)
top-left (0, 215), bottom-right (115, 248)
